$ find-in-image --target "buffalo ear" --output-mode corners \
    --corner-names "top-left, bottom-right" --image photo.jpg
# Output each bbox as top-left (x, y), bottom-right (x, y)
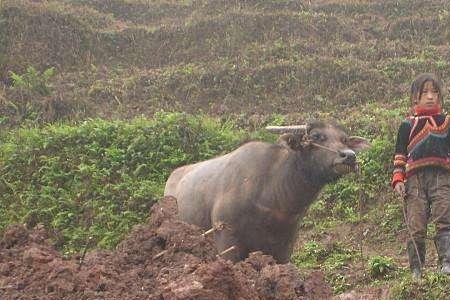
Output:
top-left (277, 133), bottom-right (304, 151)
top-left (346, 136), bottom-right (371, 153)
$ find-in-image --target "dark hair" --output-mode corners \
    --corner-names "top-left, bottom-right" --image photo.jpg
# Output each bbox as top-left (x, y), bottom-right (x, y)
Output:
top-left (410, 73), bottom-right (443, 105)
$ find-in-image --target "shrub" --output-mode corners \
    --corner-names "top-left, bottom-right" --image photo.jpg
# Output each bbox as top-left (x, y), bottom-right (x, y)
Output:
top-left (0, 113), bottom-right (263, 255)
top-left (367, 255), bottom-right (396, 279)
top-left (6, 66), bottom-right (56, 122)
top-left (10, 66), bottom-right (55, 96)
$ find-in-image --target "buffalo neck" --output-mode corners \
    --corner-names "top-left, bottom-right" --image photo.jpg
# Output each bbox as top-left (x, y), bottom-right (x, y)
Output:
top-left (264, 151), bottom-right (324, 217)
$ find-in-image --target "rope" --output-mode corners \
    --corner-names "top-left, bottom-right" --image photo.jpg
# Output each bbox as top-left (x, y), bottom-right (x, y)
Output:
top-left (310, 139), bottom-right (424, 269)
top-left (356, 167), bottom-right (365, 261)
top-left (310, 139), bottom-right (427, 271)
top-left (401, 196), bottom-right (424, 267)
top-left (309, 142), bottom-right (339, 154)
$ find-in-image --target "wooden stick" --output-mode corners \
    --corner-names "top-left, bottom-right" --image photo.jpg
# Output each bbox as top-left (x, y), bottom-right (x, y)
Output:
top-left (202, 227), bottom-right (216, 237)
top-left (78, 236), bottom-right (93, 271)
top-left (202, 222), bottom-right (228, 237)
top-left (217, 245), bottom-right (236, 257)
top-left (153, 250), bottom-right (168, 260)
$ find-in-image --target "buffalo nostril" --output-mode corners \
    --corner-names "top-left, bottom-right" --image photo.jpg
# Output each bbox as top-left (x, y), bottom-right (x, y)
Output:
top-left (339, 150), bottom-right (356, 164)
top-left (345, 155), bottom-right (356, 164)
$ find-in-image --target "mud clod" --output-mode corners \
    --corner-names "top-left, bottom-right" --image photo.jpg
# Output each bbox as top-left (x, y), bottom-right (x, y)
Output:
top-left (0, 196), bottom-right (332, 299)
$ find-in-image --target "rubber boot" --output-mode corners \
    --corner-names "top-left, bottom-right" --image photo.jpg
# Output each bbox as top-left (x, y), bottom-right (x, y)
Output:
top-left (407, 239), bottom-right (425, 280)
top-left (434, 232), bottom-right (450, 275)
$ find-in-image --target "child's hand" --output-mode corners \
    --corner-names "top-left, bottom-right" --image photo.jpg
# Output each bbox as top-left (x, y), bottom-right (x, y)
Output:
top-left (394, 182), bottom-right (406, 198)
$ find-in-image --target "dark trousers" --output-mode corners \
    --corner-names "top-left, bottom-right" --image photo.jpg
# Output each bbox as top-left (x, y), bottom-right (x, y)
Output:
top-left (405, 168), bottom-right (450, 239)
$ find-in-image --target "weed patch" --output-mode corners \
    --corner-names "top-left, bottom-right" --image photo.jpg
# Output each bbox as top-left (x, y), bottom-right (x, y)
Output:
top-left (292, 241), bottom-right (361, 293)
top-left (390, 272), bottom-right (450, 300)
top-left (367, 255), bottom-right (397, 279)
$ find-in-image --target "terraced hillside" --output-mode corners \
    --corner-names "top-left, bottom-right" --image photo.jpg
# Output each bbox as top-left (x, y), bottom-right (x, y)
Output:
top-left (2, 0), bottom-right (450, 125)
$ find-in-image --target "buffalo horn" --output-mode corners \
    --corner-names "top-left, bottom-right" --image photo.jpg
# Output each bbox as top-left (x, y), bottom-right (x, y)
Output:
top-left (265, 125), bottom-right (307, 134)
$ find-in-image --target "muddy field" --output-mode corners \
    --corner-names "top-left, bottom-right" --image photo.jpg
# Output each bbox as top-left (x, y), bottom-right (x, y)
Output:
top-left (0, 196), bottom-right (335, 300)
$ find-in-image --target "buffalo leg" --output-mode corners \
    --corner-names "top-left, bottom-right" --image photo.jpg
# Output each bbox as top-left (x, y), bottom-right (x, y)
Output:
top-left (213, 223), bottom-right (247, 262)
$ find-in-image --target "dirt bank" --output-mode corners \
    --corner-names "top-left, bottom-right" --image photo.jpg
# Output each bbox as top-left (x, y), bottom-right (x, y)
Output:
top-left (0, 196), bottom-right (333, 299)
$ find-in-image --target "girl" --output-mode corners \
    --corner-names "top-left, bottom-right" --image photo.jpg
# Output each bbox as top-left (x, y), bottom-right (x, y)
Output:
top-left (392, 73), bottom-right (450, 279)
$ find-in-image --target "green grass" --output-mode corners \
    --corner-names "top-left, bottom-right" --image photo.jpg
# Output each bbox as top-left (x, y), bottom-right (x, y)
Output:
top-left (390, 272), bottom-right (450, 300)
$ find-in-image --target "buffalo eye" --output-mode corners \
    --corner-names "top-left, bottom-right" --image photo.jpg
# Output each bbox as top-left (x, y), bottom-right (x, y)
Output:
top-left (311, 132), bottom-right (325, 141)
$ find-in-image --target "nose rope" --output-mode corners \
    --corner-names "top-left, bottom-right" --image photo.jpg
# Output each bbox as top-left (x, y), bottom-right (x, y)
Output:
top-left (309, 142), bottom-right (340, 154)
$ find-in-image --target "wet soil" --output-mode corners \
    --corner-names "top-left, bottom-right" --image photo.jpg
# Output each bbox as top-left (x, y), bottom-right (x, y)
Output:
top-left (0, 196), bottom-right (333, 300)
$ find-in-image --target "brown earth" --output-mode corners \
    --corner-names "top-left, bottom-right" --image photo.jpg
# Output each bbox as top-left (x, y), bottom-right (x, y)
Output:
top-left (0, 196), bottom-right (334, 300)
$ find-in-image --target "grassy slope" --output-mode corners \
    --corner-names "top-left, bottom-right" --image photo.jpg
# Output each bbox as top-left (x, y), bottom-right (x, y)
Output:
top-left (2, 0), bottom-right (450, 124)
top-left (1, 0), bottom-right (450, 297)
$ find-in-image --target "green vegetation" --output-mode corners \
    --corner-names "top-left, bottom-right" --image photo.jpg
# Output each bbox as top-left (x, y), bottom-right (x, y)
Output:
top-left (10, 66), bottom-right (55, 96)
top-left (0, 113), bottom-right (267, 255)
top-left (390, 272), bottom-right (450, 300)
top-left (292, 241), bottom-right (362, 293)
top-left (367, 255), bottom-right (397, 279)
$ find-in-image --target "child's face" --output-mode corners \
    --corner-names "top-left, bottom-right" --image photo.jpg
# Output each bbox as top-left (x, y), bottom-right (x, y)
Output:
top-left (416, 81), bottom-right (440, 108)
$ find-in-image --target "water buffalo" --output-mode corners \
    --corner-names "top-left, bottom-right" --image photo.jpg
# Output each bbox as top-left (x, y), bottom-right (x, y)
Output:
top-left (164, 121), bottom-right (371, 263)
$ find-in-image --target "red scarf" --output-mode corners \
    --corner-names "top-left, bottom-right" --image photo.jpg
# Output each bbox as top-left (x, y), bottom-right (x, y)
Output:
top-left (413, 104), bottom-right (442, 116)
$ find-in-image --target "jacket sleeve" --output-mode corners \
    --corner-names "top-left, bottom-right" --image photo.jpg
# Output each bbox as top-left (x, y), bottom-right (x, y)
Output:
top-left (391, 120), bottom-right (410, 188)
